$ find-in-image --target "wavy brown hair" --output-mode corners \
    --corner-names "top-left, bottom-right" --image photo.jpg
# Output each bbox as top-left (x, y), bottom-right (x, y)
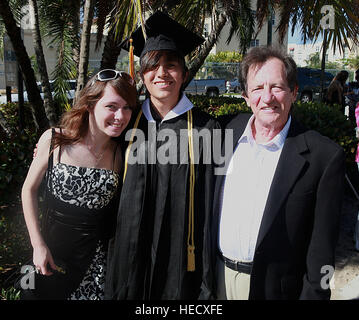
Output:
top-left (240, 46), bottom-right (298, 96)
top-left (53, 71), bottom-right (138, 149)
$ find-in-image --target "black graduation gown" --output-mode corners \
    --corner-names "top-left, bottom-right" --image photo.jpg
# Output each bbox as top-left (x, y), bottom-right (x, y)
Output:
top-left (105, 107), bottom-right (218, 300)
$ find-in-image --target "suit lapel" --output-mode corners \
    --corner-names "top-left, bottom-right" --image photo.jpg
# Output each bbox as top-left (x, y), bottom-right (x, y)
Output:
top-left (255, 119), bottom-right (309, 250)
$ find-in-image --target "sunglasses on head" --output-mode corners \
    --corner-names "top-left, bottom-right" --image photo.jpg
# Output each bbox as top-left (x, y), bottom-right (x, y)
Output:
top-left (94, 69), bottom-right (135, 85)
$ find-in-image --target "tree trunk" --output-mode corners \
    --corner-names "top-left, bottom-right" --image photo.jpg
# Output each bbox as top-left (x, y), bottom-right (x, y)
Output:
top-left (29, 0), bottom-right (57, 126)
top-left (186, 12), bottom-right (228, 86)
top-left (320, 29), bottom-right (328, 101)
top-left (0, 0), bottom-right (49, 131)
top-left (72, 9), bottom-right (81, 71)
top-left (100, 27), bottom-right (123, 70)
top-left (75, 0), bottom-right (95, 101)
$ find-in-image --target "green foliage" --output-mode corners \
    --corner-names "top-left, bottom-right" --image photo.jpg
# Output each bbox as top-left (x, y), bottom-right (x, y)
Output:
top-left (305, 52), bottom-right (341, 69)
top-left (0, 103), bottom-right (38, 200)
top-left (190, 94), bottom-right (250, 117)
top-left (1, 287), bottom-right (20, 300)
top-left (191, 95), bottom-right (356, 165)
top-left (305, 52), bottom-right (321, 69)
top-left (206, 51), bottom-right (243, 63)
top-left (0, 197), bottom-right (31, 270)
top-left (0, 102), bottom-right (34, 295)
top-left (342, 55), bottom-right (359, 70)
top-left (292, 101), bottom-right (356, 164)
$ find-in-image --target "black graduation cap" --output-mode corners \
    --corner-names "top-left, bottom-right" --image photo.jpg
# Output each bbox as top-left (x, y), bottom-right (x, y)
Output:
top-left (121, 11), bottom-right (204, 58)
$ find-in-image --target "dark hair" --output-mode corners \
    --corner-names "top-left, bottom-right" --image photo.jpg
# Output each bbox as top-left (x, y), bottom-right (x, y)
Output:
top-left (54, 71), bottom-right (138, 148)
top-left (333, 70), bottom-right (349, 84)
top-left (240, 46), bottom-right (298, 96)
top-left (139, 50), bottom-right (188, 79)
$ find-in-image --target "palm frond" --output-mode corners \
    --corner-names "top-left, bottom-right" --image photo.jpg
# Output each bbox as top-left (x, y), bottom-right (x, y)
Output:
top-left (38, 0), bottom-right (80, 107)
top-left (225, 0), bottom-right (254, 54)
top-left (95, 0), bottom-right (116, 50)
top-left (110, 0), bottom-right (138, 43)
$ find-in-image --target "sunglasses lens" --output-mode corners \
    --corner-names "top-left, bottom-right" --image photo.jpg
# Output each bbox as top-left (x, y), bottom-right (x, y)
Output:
top-left (98, 69), bottom-right (117, 81)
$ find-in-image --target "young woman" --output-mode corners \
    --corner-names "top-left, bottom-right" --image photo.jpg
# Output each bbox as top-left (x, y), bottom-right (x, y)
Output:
top-left (21, 70), bottom-right (137, 300)
top-left (327, 70), bottom-right (349, 113)
top-left (105, 12), bottom-right (219, 300)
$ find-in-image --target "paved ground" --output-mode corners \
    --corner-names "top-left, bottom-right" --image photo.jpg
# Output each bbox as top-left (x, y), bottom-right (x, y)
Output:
top-left (331, 194), bottom-right (359, 300)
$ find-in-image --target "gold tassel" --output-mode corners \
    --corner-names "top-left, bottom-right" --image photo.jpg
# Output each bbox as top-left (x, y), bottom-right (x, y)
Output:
top-left (187, 245), bottom-right (195, 272)
top-left (129, 38), bottom-right (135, 80)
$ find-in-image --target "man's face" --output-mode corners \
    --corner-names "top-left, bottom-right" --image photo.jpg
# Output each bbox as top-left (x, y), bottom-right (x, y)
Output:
top-left (244, 57), bottom-right (297, 132)
top-left (142, 54), bottom-right (186, 108)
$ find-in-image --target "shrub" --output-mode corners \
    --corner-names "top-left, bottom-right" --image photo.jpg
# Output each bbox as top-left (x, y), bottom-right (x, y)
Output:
top-left (188, 94), bottom-right (250, 117)
top-left (0, 103), bottom-right (38, 202)
top-left (291, 101), bottom-right (356, 164)
top-left (191, 94), bottom-right (357, 166)
top-left (0, 102), bottom-right (36, 296)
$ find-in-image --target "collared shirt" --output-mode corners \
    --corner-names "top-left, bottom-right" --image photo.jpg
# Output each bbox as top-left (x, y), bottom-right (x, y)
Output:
top-left (142, 93), bottom-right (193, 122)
top-left (219, 115), bottom-right (291, 262)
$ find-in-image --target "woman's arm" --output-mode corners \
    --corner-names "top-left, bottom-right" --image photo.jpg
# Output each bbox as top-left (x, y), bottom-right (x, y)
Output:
top-left (21, 128), bottom-right (57, 275)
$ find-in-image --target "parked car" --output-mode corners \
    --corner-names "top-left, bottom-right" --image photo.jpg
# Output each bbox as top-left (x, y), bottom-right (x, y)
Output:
top-left (184, 78), bottom-right (226, 97)
top-left (297, 67), bottom-right (334, 102)
top-left (0, 80), bottom-right (77, 104)
top-left (226, 78), bottom-right (241, 93)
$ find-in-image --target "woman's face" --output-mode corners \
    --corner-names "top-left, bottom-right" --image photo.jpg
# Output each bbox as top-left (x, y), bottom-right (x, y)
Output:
top-left (142, 54), bottom-right (186, 108)
top-left (89, 84), bottom-right (132, 138)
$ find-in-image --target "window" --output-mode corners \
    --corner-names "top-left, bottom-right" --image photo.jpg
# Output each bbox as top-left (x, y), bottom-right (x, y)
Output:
top-left (203, 24), bottom-right (209, 38)
top-left (250, 39), bottom-right (259, 47)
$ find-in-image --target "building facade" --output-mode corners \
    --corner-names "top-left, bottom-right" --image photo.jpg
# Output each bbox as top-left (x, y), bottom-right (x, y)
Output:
top-left (288, 40), bottom-right (359, 69)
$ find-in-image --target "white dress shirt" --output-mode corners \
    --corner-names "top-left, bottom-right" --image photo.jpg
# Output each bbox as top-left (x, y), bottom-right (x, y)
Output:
top-left (219, 115), bottom-right (291, 262)
top-left (142, 93), bottom-right (193, 122)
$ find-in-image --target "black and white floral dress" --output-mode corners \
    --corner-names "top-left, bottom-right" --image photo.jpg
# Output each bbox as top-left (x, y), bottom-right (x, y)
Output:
top-left (30, 157), bottom-right (121, 300)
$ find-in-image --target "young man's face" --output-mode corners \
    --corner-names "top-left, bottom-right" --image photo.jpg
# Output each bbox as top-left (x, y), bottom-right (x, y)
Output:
top-left (142, 53), bottom-right (187, 108)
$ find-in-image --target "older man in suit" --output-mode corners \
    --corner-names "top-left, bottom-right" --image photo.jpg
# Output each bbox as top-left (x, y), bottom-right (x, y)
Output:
top-left (212, 46), bottom-right (345, 300)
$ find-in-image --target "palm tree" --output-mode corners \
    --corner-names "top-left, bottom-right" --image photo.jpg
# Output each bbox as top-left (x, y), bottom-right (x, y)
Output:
top-left (28, 0), bottom-right (57, 125)
top-left (0, 0), bottom-right (49, 130)
top-left (256, 0), bottom-right (359, 98)
top-left (107, 0), bottom-right (255, 86)
top-left (171, 0), bottom-right (254, 84)
top-left (75, 0), bottom-right (95, 101)
top-left (38, 0), bottom-right (81, 110)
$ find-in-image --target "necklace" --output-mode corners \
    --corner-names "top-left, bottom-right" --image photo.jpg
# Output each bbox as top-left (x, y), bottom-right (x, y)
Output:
top-left (86, 141), bottom-right (110, 167)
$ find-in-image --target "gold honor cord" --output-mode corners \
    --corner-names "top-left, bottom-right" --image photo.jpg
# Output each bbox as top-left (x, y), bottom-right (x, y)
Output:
top-left (122, 109), bottom-right (196, 271)
top-left (123, 110), bottom-right (143, 183)
top-left (187, 109), bottom-right (195, 272)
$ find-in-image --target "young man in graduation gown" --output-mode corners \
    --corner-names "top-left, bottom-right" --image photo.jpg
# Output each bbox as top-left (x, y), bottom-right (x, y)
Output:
top-left (105, 11), bottom-right (218, 300)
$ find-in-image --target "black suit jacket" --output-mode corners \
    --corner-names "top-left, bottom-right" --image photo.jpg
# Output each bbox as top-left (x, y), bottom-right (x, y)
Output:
top-left (212, 113), bottom-right (345, 300)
